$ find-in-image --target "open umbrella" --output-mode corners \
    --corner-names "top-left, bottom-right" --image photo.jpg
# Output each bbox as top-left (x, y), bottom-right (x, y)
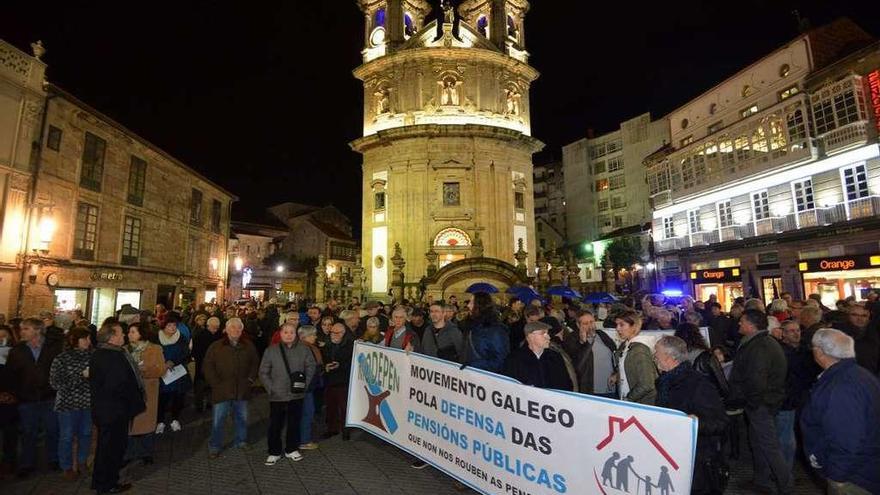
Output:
top-left (466, 282), bottom-right (498, 294)
top-left (506, 285), bottom-right (543, 304)
top-left (546, 285), bottom-right (583, 299)
top-left (583, 292), bottom-right (618, 304)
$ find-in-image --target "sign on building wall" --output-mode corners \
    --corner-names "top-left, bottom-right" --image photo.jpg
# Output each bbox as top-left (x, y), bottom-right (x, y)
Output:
top-left (347, 342), bottom-right (696, 495)
top-left (689, 267), bottom-right (741, 283)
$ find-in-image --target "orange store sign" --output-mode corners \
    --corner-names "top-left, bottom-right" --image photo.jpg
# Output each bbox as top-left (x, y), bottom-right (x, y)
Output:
top-left (869, 70), bottom-right (880, 134)
top-left (819, 259), bottom-right (856, 270)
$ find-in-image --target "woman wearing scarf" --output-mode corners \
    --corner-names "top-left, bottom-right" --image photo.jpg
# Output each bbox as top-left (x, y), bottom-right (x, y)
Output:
top-left (611, 309), bottom-right (658, 405)
top-left (125, 323), bottom-right (164, 464)
top-left (156, 319), bottom-right (191, 434)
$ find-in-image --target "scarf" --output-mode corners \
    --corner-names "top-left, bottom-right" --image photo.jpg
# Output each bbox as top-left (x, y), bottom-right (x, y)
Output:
top-left (127, 340), bottom-right (149, 364)
top-left (656, 362), bottom-right (689, 406)
top-left (99, 343), bottom-right (145, 392)
top-left (158, 330), bottom-right (180, 346)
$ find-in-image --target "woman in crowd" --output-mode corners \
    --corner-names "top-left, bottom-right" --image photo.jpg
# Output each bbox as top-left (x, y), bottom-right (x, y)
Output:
top-left (49, 327), bottom-right (93, 480)
top-left (359, 317), bottom-right (383, 344)
top-left (259, 323), bottom-right (316, 465)
top-left (297, 325), bottom-right (323, 451)
top-left (125, 322), bottom-right (165, 464)
top-left (156, 319), bottom-right (191, 434)
top-left (675, 323), bottom-right (729, 399)
top-left (318, 316), bottom-right (335, 347)
top-left (612, 310), bottom-right (657, 405)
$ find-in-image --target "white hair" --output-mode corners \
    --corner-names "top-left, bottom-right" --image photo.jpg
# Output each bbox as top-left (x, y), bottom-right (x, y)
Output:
top-left (768, 299), bottom-right (788, 313)
top-left (225, 317), bottom-right (244, 330)
top-left (812, 328), bottom-right (855, 359)
top-left (655, 335), bottom-right (688, 363)
top-left (297, 325), bottom-right (317, 338)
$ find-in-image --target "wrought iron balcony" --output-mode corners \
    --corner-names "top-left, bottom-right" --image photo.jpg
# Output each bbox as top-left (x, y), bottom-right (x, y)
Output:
top-left (848, 196), bottom-right (880, 220)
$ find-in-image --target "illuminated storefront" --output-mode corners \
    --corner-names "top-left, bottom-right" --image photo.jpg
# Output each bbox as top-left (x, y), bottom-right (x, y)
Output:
top-left (690, 267), bottom-right (743, 311)
top-left (799, 254), bottom-right (880, 307)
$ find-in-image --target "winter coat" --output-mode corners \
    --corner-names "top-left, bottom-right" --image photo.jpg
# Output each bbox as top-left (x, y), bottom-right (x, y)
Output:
top-left (841, 322), bottom-right (880, 375)
top-left (158, 331), bottom-right (191, 393)
top-left (259, 342), bottom-right (316, 402)
top-left (800, 359), bottom-right (880, 494)
top-left (465, 319), bottom-right (510, 373)
top-left (5, 339), bottom-right (62, 403)
top-left (128, 342), bottom-right (164, 435)
top-left (421, 322), bottom-right (466, 364)
top-left (203, 336), bottom-right (259, 402)
top-left (617, 336), bottom-right (658, 405)
top-left (691, 349), bottom-right (730, 399)
top-left (49, 348), bottom-right (93, 412)
top-left (192, 328), bottom-right (223, 379)
top-left (562, 329), bottom-right (618, 395)
top-left (656, 363), bottom-right (729, 494)
top-left (780, 343), bottom-right (819, 411)
top-left (505, 346), bottom-right (573, 391)
top-left (89, 345), bottom-right (146, 426)
top-left (383, 326), bottom-right (421, 352)
top-left (321, 334), bottom-right (354, 387)
top-left (727, 331), bottom-right (786, 412)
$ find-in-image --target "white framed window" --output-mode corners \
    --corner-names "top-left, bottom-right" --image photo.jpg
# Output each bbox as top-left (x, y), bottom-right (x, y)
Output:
top-left (792, 179), bottom-right (815, 212)
top-left (607, 156), bottom-right (623, 172)
top-left (740, 105), bottom-right (758, 118)
top-left (752, 190), bottom-right (770, 220)
top-left (609, 174), bottom-right (626, 190)
top-left (613, 215), bottom-right (623, 228)
top-left (687, 209), bottom-right (701, 234)
top-left (810, 77), bottom-right (867, 135)
top-left (598, 198), bottom-right (609, 211)
top-left (663, 217), bottom-right (675, 239)
top-left (841, 163), bottom-right (869, 201)
top-left (611, 196), bottom-right (626, 209)
top-left (717, 200), bottom-right (733, 228)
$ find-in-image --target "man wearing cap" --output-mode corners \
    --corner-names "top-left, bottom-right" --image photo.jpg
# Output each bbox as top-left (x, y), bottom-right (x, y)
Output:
top-left (358, 302), bottom-right (389, 335)
top-left (504, 321), bottom-right (573, 390)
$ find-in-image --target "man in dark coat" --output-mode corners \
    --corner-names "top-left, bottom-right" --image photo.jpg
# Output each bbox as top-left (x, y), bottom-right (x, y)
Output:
top-left (801, 329), bottom-right (880, 494)
top-left (89, 322), bottom-right (145, 494)
top-left (192, 316), bottom-right (224, 412)
top-left (654, 336), bottom-right (728, 494)
top-left (841, 303), bottom-right (880, 375)
top-left (562, 310), bottom-right (617, 397)
top-left (705, 302), bottom-right (732, 348)
top-left (5, 317), bottom-right (62, 477)
top-left (727, 309), bottom-right (790, 494)
top-left (504, 322), bottom-right (572, 390)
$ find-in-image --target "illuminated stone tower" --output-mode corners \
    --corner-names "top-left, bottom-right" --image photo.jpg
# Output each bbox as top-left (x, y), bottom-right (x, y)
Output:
top-left (351, 0), bottom-right (543, 301)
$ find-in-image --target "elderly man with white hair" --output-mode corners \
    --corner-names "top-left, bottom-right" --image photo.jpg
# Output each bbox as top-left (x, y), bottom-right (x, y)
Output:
top-left (800, 329), bottom-right (880, 494)
top-left (202, 318), bottom-right (260, 458)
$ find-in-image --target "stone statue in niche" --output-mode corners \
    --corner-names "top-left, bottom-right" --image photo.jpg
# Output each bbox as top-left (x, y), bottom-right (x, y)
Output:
top-left (441, 0), bottom-right (455, 23)
top-left (374, 87), bottom-right (391, 114)
top-left (505, 88), bottom-right (521, 116)
top-left (439, 77), bottom-right (462, 106)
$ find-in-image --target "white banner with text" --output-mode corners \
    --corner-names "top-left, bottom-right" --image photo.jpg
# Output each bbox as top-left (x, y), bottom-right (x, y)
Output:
top-left (346, 342), bottom-right (696, 495)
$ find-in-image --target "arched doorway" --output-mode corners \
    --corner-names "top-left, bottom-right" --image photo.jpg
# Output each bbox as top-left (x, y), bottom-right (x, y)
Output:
top-left (423, 257), bottom-right (527, 301)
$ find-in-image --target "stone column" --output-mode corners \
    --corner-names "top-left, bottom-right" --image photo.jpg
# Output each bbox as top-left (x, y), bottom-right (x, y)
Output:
top-left (514, 238), bottom-right (528, 279)
top-left (390, 242), bottom-right (406, 303)
top-left (425, 247), bottom-right (438, 278)
top-left (490, 0), bottom-right (507, 52)
top-left (352, 254), bottom-right (365, 303)
top-left (386, 0), bottom-right (404, 50)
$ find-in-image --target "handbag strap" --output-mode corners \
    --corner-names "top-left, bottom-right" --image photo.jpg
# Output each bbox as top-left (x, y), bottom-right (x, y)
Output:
top-left (279, 344), bottom-right (293, 376)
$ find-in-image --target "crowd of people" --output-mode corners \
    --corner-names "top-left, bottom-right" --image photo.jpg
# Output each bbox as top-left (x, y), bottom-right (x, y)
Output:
top-left (0, 289), bottom-right (877, 494)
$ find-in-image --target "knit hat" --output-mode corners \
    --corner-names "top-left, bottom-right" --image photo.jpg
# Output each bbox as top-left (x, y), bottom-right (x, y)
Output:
top-left (523, 321), bottom-right (551, 336)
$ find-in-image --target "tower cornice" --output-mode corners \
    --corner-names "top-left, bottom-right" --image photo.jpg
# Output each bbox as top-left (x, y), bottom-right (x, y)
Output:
top-left (349, 123), bottom-right (545, 154)
top-left (353, 46), bottom-right (539, 82)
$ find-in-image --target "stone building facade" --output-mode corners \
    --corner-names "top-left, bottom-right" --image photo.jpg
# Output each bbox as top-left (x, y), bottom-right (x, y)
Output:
top-left (351, 0), bottom-right (543, 302)
top-left (0, 39), bottom-right (236, 322)
top-left (533, 159), bottom-right (566, 251)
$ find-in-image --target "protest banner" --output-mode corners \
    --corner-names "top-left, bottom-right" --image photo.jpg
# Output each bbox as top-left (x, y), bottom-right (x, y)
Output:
top-left (346, 342), bottom-right (697, 495)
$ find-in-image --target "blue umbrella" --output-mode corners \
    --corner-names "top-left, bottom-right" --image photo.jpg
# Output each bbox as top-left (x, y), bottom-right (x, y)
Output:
top-left (583, 292), bottom-right (618, 304)
top-left (546, 285), bottom-right (583, 299)
top-left (466, 282), bottom-right (498, 294)
top-left (506, 285), bottom-right (543, 303)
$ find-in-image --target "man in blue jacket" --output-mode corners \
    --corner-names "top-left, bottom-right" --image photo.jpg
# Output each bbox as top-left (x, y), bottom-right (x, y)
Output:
top-left (801, 328), bottom-right (880, 494)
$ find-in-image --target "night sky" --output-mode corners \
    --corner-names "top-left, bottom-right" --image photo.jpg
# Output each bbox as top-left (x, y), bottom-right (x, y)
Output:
top-left (4, 1), bottom-right (879, 233)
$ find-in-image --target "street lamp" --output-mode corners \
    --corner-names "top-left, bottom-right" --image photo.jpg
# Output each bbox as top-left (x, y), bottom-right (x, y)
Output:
top-left (275, 264), bottom-right (285, 273)
top-left (646, 262), bottom-right (656, 271)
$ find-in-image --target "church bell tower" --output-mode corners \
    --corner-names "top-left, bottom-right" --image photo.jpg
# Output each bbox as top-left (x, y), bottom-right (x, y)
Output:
top-left (351, 0), bottom-right (543, 301)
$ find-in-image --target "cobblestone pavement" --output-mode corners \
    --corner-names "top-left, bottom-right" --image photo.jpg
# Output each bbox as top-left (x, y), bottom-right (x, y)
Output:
top-left (1, 393), bottom-right (824, 494)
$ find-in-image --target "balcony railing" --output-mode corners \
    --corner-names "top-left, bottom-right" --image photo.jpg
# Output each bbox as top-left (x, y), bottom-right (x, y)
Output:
top-left (821, 121), bottom-right (870, 155)
top-left (848, 196), bottom-right (880, 220)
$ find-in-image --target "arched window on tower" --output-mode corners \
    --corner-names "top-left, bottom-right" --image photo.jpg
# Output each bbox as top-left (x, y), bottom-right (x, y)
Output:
top-left (507, 15), bottom-right (518, 40)
top-left (404, 13), bottom-right (415, 38)
top-left (477, 15), bottom-right (489, 38)
top-left (375, 8), bottom-right (386, 27)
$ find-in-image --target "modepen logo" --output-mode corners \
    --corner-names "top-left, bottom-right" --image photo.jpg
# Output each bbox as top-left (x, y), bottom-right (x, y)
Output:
top-left (356, 352), bottom-right (400, 434)
top-left (592, 416), bottom-right (681, 495)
